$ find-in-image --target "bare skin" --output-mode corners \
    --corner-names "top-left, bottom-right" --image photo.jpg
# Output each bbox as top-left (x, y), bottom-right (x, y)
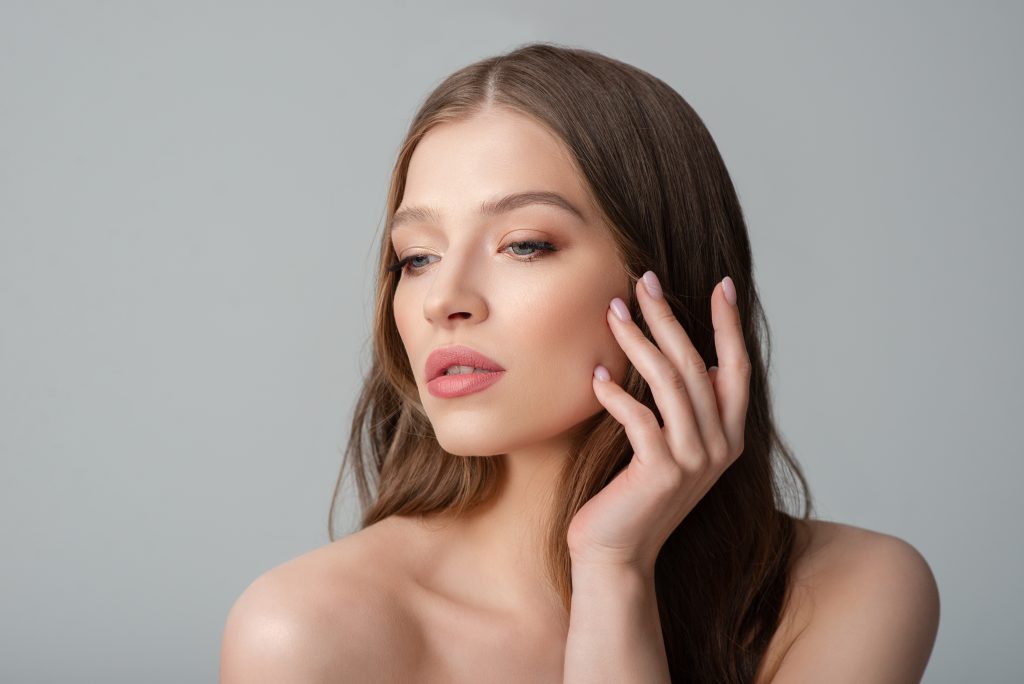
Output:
top-left (220, 107), bottom-right (940, 681)
top-left (387, 106), bottom-right (634, 620)
top-left (222, 515), bottom-right (911, 683)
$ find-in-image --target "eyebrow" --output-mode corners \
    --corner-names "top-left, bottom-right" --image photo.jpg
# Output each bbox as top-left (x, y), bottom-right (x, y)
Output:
top-left (390, 190), bottom-right (586, 233)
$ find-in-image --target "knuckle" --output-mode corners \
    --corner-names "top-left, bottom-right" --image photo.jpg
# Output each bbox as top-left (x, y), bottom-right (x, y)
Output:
top-left (654, 307), bottom-right (679, 326)
top-left (675, 442), bottom-right (708, 473)
top-left (630, 404), bottom-right (660, 431)
top-left (707, 436), bottom-right (731, 464)
top-left (684, 350), bottom-right (708, 374)
top-left (677, 455), bottom-right (706, 475)
top-left (662, 365), bottom-right (687, 393)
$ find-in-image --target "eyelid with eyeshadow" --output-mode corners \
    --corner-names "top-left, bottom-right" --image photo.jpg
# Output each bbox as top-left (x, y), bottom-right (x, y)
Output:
top-left (386, 239), bottom-right (559, 276)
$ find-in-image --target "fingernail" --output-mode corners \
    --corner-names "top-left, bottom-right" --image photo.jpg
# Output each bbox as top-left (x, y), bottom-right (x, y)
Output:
top-left (594, 364), bottom-right (610, 381)
top-left (610, 297), bottom-right (631, 322)
top-left (641, 271), bottom-right (663, 299)
top-left (722, 276), bottom-right (737, 306)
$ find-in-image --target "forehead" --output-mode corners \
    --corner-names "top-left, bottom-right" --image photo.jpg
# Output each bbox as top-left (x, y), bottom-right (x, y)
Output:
top-left (397, 109), bottom-right (597, 225)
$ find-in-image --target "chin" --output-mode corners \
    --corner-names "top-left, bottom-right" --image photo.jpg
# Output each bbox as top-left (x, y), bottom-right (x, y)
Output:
top-left (430, 412), bottom-right (550, 457)
top-left (433, 432), bottom-right (505, 458)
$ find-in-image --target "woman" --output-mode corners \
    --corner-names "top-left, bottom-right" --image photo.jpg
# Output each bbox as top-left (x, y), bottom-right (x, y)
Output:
top-left (220, 42), bottom-right (940, 683)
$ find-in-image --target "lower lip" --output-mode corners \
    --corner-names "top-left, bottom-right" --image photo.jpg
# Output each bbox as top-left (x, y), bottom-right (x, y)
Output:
top-left (427, 370), bottom-right (506, 398)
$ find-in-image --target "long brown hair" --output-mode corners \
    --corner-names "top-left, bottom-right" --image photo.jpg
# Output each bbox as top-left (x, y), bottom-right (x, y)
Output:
top-left (328, 41), bottom-right (814, 683)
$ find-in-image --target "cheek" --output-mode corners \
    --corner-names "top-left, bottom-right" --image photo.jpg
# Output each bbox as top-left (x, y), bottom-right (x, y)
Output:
top-left (391, 292), bottom-right (419, 369)
top-left (392, 286), bottom-right (419, 338)
top-left (528, 294), bottom-right (626, 379)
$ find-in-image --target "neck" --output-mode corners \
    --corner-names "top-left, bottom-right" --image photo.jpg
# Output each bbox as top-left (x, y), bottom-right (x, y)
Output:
top-left (413, 439), bottom-right (572, 624)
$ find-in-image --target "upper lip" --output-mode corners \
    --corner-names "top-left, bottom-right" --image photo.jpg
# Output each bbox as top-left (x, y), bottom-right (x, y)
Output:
top-left (425, 344), bottom-right (506, 381)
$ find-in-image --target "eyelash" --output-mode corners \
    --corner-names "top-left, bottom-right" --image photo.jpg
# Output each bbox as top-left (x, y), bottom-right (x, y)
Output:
top-left (386, 239), bottom-right (558, 276)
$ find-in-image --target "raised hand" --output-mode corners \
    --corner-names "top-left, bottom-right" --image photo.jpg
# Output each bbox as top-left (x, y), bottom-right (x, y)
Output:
top-left (566, 272), bottom-right (752, 573)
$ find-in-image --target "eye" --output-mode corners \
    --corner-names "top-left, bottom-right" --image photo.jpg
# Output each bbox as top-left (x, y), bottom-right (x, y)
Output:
top-left (504, 239), bottom-right (557, 260)
top-left (386, 239), bottom-right (558, 277)
top-left (385, 253), bottom-right (436, 274)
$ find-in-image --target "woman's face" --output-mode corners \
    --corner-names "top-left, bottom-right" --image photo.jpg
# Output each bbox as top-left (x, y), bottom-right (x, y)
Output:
top-left (391, 108), bottom-right (631, 457)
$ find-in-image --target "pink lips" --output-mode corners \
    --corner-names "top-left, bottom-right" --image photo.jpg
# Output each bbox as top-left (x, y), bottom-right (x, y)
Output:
top-left (425, 345), bottom-right (506, 398)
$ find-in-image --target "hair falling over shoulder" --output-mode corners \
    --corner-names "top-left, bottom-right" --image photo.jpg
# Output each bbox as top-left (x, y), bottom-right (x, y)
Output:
top-left (328, 41), bottom-right (815, 683)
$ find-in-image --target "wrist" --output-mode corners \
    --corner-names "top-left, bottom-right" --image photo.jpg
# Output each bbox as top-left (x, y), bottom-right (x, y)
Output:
top-left (570, 556), bottom-right (656, 589)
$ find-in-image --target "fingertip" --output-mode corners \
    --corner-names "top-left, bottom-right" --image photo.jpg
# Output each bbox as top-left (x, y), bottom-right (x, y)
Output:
top-left (722, 275), bottom-right (737, 307)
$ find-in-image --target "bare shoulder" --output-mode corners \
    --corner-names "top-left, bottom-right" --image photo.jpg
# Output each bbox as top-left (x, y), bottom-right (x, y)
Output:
top-left (219, 518), bottom-right (425, 684)
top-left (761, 518), bottom-right (941, 683)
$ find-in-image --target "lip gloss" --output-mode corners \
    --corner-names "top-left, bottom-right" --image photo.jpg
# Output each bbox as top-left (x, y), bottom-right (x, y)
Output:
top-left (427, 371), bottom-right (506, 398)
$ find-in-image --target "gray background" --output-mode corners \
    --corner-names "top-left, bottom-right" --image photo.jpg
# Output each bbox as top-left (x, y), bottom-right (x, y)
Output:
top-left (1, 1), bottom-right (1020, 682)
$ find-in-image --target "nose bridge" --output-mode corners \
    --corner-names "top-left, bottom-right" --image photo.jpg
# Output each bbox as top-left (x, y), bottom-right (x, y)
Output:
top-left (422, 231), bottom-right (486, 324)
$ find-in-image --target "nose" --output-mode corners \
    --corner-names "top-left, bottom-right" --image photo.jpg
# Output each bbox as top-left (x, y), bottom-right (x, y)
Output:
top-left (421, 242), bottom-right (489, 327)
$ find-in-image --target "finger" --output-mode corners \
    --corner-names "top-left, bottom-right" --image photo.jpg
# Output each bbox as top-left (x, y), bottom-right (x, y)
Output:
top-left (591, 366), bottom-right (681, 481)
top-left (712, 276), bottom-right (752, 457)
top-left (606, 298), bottom-right (706, 471)
top-left (707, 366), bottom-right (721, 421)
top-left (636, 273), bottom-right (728, 463)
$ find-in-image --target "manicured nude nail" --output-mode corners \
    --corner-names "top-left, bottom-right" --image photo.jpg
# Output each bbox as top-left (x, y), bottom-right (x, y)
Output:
top-left (610, 297), bottom-right (631, 322)
top-left (722, 276), bottom-right (737, 306)
top-left (642, 271), bottom-right (663, 299)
